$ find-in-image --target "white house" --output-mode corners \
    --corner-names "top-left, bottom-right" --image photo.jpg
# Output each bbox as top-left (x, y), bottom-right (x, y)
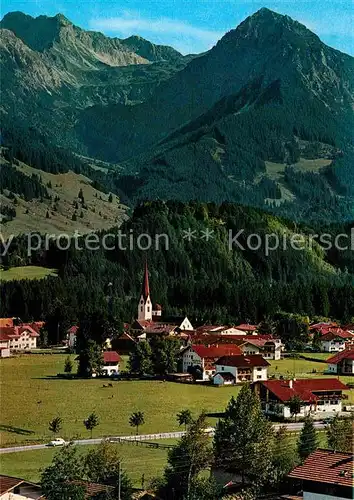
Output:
top-left (288, 449), bottom-right (354, 500)
top-left (239, 337), bottom-right (283, 360)
top-left (253, 378), bottom-right (348, 419)
top-left (213, 355), bottom-right (269, 385)
top-left (101, 351), bottom-right (121, 376)
top-left (0, 326), bottom-right (39, 352)
top-left (181, 344), bottom-right (242, 381)
top-left (327, 349), bottom-right (354, 375)
top-left (319, 330), bottom-right (351, 353)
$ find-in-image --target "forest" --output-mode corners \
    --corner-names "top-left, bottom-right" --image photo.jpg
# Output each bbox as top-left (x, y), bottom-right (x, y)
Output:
top-left (1, 201), bottom-right (353, 344)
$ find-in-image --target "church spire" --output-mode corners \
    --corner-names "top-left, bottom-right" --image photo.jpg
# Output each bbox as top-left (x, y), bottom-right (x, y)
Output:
top-left (141, 260), bottom-right (150, 300)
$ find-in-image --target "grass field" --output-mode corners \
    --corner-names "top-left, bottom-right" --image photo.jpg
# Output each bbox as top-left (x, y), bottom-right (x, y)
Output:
top-left (0, 266), bottom-right (58, 282)
top-left (0, 441), bottom-right (175, 486)
top-left (1, 354), bottom-right (352, 448)
top-left (0, 355), bottom-right (238, 446)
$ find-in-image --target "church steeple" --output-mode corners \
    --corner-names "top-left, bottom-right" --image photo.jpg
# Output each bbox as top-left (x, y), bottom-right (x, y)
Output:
top-left (138, 260), bottom-right (152, 321)
top-left (141, 260), bottom-right (150, 301)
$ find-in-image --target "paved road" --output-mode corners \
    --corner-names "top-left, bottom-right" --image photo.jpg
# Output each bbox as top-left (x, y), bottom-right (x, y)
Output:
top-left (0, 422), bottom-right (326, 455)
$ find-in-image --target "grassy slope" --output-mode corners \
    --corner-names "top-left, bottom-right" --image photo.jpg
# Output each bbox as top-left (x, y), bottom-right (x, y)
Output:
top-left (0, 266), bottom-right (58, 281)
top-left (1, 159), bottom-right (127, 238)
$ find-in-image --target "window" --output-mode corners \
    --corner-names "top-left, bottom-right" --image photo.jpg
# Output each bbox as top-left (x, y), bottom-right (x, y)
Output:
top-left (257, 375), bottom-right (262, 379)
top-left (147, 307), bottom-right (150, 312)
top-left (140, 307), bottom-right (143, 312)
top-left (221, 366), bottom-right (224, 371)
top-left (257, 368), bottom-right (262, 371)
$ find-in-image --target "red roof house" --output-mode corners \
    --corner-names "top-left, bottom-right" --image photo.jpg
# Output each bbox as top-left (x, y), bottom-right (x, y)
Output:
top-left (327, 349), bottom-right (354, 375)
top-left (253, 378), bottom-right (348, 418)
top-left (288, 449), bottom-right (354, 498)
top-left (182, 344), bottom-right (242, 381)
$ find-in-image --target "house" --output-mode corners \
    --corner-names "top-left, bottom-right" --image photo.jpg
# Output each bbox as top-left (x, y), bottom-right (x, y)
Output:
top-left (69, 481), bottom-right (114, 498)
top-left (0, 475), bottom-right (44, 499)
top-left (213, 355), bottom-right (269, 385)
top-left (67, 325), bottom-right (79, 348)
top-left (233, 324), bottom-right (258, 335)
top-left (287, 449), bottom-right (354, 500)
top-left (114, 331), bottom-right (137, 354)
top-left (0, 325), bottom-right (39, 352)
top-left (181, 344), bottom-right (242, 381)
top-left (238, 337), bottom-right (283, 360)
top-left (253, 378), bottom-right (348, 419)
top-left (101, 351), bottom-right (121, 376)
top-left (327, 349), bottom-right (354, 375)
top-left (319, 329), bottom-right (352, 353)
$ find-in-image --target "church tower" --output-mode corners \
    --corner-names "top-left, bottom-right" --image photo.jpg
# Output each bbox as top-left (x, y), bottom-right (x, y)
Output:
top-left (138, 261), bottom-right (152, 321)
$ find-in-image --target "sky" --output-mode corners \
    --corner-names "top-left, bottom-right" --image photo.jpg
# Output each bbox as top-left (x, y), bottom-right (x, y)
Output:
top-left (1, 0), bottom-right (353, 55)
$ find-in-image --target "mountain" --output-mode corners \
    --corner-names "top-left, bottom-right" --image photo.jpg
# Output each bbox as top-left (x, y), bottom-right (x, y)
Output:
top-left (0, 11), bottom-right (188, 150)
top-left (1, 8), bottom-right (353, 223)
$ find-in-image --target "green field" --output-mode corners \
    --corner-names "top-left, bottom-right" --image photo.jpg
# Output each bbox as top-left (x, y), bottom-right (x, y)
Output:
top-left (0, 441), bottom-right (174, 486)
top-left (1, 354), bottom-right (352, 448)
top-left (0, 355), bottom-right (238, 446)
top-left (0, 266), bottom-right (58, 282)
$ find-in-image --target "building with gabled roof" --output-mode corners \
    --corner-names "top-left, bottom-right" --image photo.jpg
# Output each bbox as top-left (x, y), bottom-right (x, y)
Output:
top-left (181, 343), bottom-right (242, 381)
top-left (319, 329), bottom-right (353, 353)
top-left (253, 378), bottom-right (348, 419)
top-left (287, 449), bottom-right (354, 500)
top-left (214, 355), bottom-right (269, 385)
top-left (327, 349), bottom-right (354, 375)
top-left (0, 474), bottom-right (44, 499)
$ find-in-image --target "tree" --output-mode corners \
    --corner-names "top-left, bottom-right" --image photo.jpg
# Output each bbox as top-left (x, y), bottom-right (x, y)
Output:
top-left (297, 415), bottom-right (318, 460)
top-left (161, 413), bottom-right (212, 499)
top-left (64, 356), bottom-right (73, 374)
top-left (77, 340), bottom-right (103, 378)
top-left (84, 413), bottom-right (99, 439)
top-left (49, 416), bottom-right (63, 436)
top-left (271, 426), bottom-right (298, 488)
top-left (213, 385), bottom-right (274, 488)
top-left (129, 411), bottom-right (145, 435)
top-left (326, 414), bottom-right (354, 452)
top-left (288, 395), bottom-right (303, 421)
top-left (84, 441), bottom-right (132, 500)
top-left (177, 409), bottom-right (193, 431)
top-left (128, 341), bottom-right (153, 375)
top-left (41, 445), bottom-right (85, 500)
top-left (108, 193), bottom-right (113, 203)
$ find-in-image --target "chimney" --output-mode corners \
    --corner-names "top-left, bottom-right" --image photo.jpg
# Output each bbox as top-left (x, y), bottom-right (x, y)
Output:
top-left (289, 379), bottom-right (293, 389)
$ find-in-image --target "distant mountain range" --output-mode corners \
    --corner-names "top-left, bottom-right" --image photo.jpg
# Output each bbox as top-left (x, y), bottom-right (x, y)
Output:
top-left (1, 8), bottom-right (353, 224)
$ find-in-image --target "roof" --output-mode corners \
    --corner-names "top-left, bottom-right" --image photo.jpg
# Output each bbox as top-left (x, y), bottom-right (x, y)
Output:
top-left (327, 349), bottom-right (354, 364)
top-left (258, 378), bottom-right (348, 403)
top-left (103, 351), bottom-right (121, 363)
top-left (68, 325), bottom-right (79, 335)
top-left (190, 344), bottom-right (242, 359)
top-left (144, 323), bottom-right (178, 335)
top-left (320, 330), bottom-right (352, 341)
top-left (235, 324), bottom-right (258, 332)
top-left (0, 325), bottom-right (39, 341)
top-left (153, 303), bottom-right (162, 311)
top-left (141, 260), bottom-right (150, 300)
top-left (0, 475), bottom-right (41, 495)
top-left (288, 449), bottom-right (354, 488)
top-left (118, 332), bottom-right (136, 342)
top-left (216, 355), bottom-right (270, 368)
top-left (70, 480), bottom-right (114, 498)
top-left (213, 372), bottom-right (236, 381)
top-left (310, 322), bottom-right (338, 331)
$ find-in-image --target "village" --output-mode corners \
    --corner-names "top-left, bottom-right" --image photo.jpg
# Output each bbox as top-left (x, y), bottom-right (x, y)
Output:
top-left (0, 263), bottom-right (353, 499)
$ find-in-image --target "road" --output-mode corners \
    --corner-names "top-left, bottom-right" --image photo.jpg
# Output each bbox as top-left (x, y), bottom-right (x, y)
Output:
top-left (0, 422), bottom-right (326, 455)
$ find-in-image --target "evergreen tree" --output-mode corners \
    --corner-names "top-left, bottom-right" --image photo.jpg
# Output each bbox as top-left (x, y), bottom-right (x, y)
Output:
top-left (213, 385), bottom-right (274, 488)
top-left (161, 413), bottom-right (212, 499)
top-left (77, 340), bottom-right (103, 378)
top-left (64, 356), bottom-right (73, 374)
top-left (271, 426), bottom-right (298, 487)
top-left (326, 414), bottom-right (354, 452)
top-left (297, 415), bottom-right (318, 460)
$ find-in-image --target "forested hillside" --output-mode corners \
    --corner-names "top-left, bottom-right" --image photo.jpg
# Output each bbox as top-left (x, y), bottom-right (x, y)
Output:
top-left (1, 202), bottom-right (353, 340)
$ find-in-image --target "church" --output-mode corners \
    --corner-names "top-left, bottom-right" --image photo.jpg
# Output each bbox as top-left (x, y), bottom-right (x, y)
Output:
top-left (131, 262), bottom-right (194, 337)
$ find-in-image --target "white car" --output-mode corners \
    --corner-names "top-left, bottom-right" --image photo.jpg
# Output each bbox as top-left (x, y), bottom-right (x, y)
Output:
top-left (47, 438), bottom-right (66, 447)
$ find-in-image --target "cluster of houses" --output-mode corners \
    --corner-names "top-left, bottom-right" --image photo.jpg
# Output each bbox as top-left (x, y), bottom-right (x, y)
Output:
top-left (310, 322), bottom-right (354, 352)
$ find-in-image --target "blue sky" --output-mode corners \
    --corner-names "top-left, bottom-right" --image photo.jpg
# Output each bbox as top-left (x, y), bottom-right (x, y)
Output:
top-left (1, 0), bottom-right (353, 55)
